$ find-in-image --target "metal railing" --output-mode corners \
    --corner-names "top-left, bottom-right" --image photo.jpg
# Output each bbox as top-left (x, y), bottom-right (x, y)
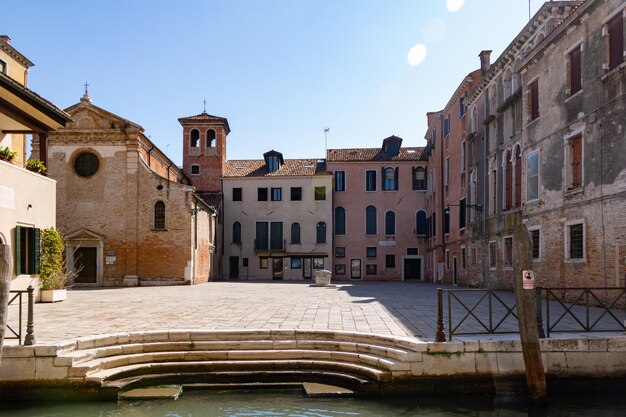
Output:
top-left (537, 287), bottom-right (626, 337)
top-left (5, 285), bottom-right (35, 345)
top-left (437, 287), bottom-right (626, 341)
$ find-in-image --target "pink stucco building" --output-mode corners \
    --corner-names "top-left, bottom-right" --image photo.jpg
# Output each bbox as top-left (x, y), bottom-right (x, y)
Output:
top-left (326, 136), bottom-right (428, 281)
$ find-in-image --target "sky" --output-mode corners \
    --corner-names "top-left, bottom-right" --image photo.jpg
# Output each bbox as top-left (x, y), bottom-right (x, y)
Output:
top-left (2, 0), bottom-right (547, 166)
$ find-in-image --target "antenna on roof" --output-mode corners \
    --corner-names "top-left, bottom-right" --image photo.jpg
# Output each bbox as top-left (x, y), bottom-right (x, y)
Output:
top-left (324, 127), bottom-right (330, 156)
top-left (528, 0), bottom-right (531, 20)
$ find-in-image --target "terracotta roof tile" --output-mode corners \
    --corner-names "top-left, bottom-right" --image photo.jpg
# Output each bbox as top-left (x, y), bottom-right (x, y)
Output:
top-left (326, 147), bottom-right (426, 162)
top-left (196, 192), bottom-right (222, 211)
top-left (225, 159), bottom-right (327, 178)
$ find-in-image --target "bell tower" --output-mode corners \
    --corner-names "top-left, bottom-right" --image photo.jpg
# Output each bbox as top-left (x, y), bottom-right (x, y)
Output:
top-left (178, 111), bottom-right (230, 193)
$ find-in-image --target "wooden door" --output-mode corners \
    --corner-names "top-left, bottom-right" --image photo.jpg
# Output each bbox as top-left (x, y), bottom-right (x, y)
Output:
top-left (74, 247), bottom-right (97, 284)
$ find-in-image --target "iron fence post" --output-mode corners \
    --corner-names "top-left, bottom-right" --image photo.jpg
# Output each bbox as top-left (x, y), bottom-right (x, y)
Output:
top-left (436, 288), bottom-right (446, 342)
top-left (535, 287), bottom-right (545, 338)
top-left (24, 285), bottom-right (35, 346)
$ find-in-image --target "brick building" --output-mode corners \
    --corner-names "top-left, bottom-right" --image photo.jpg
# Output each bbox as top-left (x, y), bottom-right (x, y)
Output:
top-left (465, 2), bottom-right (580, 290)
top-left (519, 0), bottom-right (626, 288)
top-left (222, 150), bottom-right (332, 280)
top-left (43, 94), bottom-right (216, 286)
top-left (424, 71), bottom-right (480, 286)
top-left (326, 136), bottom-right (428, 281)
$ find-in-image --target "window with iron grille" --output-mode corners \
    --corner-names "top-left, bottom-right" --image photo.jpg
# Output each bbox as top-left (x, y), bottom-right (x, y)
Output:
top-left (530, 229), bottom-right (540, 259)
top-left (154, 201), bottom-right (166, 229)
top-left (568, 223), bottom-right (584, 259)
top-left (504, 237), bottom-right (513, 268)
top-left (74, 152), bottom-right (100, 177)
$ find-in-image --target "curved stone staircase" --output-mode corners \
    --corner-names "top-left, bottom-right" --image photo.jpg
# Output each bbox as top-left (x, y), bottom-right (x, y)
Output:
top-left (54, 329), bottom-right (425, 395)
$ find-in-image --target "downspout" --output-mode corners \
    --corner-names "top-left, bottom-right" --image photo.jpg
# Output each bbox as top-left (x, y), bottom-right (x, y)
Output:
top-left (439, 115), bottom-right (446, 282)
top-left (482, 93), bottom-right (489, 287)
top-left (192, 199), bottom-right (198, 285)
top-left (147, 144), bottom-right (154, 167)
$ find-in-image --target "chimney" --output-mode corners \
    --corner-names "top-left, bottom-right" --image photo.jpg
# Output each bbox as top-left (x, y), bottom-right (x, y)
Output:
top-left (479, 50), bottom-right (492, 77)
top-left (0, 35), bottom-right (11, 44)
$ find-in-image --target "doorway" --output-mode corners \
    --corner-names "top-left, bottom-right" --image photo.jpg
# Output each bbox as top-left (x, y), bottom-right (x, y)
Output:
top-left (229, 256), bottom-right (239, 279)
top-left (272, 258), bottom-right (283, 280)
top-left (350, 259), bottom-right (361, 279)
top-left (403, 258), bottom-right (421, 280)
top-left (303, 258), bottom-right (312, 279)
top-left (74, 247), bottom-right (97, 284)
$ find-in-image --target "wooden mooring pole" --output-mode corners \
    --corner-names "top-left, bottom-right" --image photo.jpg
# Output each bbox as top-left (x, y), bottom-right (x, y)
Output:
top-left (513, 222), bottom-right (547, 406)
top-left (0, 244), bottom-right (12, 365)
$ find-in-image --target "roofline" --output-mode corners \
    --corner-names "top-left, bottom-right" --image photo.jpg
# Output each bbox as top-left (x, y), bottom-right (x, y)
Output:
top-left (0, 37), bottom-right (34, 68)
top-left (64, 99), bottom-right (144, 131)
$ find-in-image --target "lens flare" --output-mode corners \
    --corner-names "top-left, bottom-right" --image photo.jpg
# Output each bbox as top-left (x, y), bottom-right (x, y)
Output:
top-left (407, 43), bottom-right (427, 66)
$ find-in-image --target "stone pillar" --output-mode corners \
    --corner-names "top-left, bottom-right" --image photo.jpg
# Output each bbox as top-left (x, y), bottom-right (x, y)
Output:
top-left (0, 244), bottom-right (13, 364)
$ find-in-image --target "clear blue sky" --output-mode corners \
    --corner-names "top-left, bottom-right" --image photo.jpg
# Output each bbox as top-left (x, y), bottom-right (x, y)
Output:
top-left (3, 0), bottom-right (545, 166)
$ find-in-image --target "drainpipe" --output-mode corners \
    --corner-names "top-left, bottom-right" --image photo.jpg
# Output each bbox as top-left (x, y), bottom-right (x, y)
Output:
top-left (147, 144), bottom-right (154, 166)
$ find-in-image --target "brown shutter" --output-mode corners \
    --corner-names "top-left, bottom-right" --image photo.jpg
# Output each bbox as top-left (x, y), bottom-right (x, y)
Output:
top-left (571, 136), bottom-right (582, 189)
top-left (570, 46), bottom-right (582, 94)
top-left (608, 13), bottom-right (624, 70)
top-left (530, 80), bottom-right (539, 119)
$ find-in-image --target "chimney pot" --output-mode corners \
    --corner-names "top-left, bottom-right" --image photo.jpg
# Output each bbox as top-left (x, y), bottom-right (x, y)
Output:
top-left (479, 50), bottom-right (492, 76)
top-left (0, 35), bottom-right (11, 44)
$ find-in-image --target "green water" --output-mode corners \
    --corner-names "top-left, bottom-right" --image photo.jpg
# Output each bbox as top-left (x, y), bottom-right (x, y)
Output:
top-left (1, 390), bottom-right (626, 417)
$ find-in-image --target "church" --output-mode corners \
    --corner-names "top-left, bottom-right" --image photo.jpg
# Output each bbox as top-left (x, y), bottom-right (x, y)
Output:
top-left (40, 92), bottom-right (221, 286)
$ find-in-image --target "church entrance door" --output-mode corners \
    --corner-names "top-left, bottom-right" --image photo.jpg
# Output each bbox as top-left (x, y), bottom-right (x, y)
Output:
top-left (74, 247), bottom-right (97, 284)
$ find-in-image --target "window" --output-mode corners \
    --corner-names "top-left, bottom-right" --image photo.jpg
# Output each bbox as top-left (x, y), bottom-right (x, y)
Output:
top-left (444, 158), bottom-right (449, 186)
top-left (291, 187), bottom-right (302, 201)
top-left (431, 212), bottom-right (436, 238)
top-left (527, 151), bottom-right (539, 202)
top-left (270, 222), bottom-right (283, 250)
top-left (385, 255), bottom-right (395, 269)
top-left (15, 226), bottom-right (40, 275)
top-left (313, 258), bottom-right (324, 269)
top-left (505, 151), bottom-right (512, 210)
top-left (530, 228), bottom-right (541, 260)
top-left (529, 79), bottom-right (539, 120)
top-left (365, 170), bottom-right (377, 191)
top-left (416, 210), bottom-right (427, 235)
top-left (444, 207), bottom-right (450, 234)
top-left (461, 141), bottom-right (466, 173)
top-left (232, 188), bottom-right (242, 202)
top-left (566, 222), bottom-right (585, 260)
top-left (459, 94), bottom-right (466, 117)
top-left (335, 171), bottom-right (346, 192)
top-left (568, 45), bottom-right (582, 95)
top-left (514, 147), bottom-right (522, 207)
top-left (335, 247), bottom-right (345, 258)
top-left (413, 167), bottom-right (426, 190)
top-left (459, 199), bottom-right (466, 229)
top-left (206, 129), bottom-right (216, 147)
top-left (260, 258), bottom-right (268, 269)
top-left (407, 248), bottom-right (418, 255)
top-left (0, 59), bottom-right (6, 74)
top-left (255, 222), bottom-right (268, 250)
top-left (154, 201), bottom-right (165, 229)
top-left (243, 258), bottom-right (249, 267)
top-left (335, 264), bottom-right (346, 275)
top-left (566, 134), bottom-right (583, 190)
top-left (489, 241), bottom-right (497, 269)
top-left (382, 167), bottom-right (398, 191)
top-left (443, 115), bottom-right (450, 137)
top-left (366, 206), bottom-right (377, 235)
top-left (74, 152), bottom-right (100, 177)
top-left (490, 160), bottom-right (497, 214)
top-left (607, 12), bottom-right (624, 70)
top-left (366, 264), bottom-right (377, 275)
top-left (258, 188), bottom-right (268, 201)
top-left (190, 129), bottom-right (200, 148)
top-left (314, 186), bottom-right (326, 200)
top-left (271, 187), bottom-right (282, 201)
top-left (291, 258), bottom-right (302, 269)
top-left (384, 211), bottom-right (395, 235)
top-left (316, 222), bottom-right (326, 244)
top-left (461, 247), bottom-right (466, 269)
top-left (335, 207), bottom-right (346, 235)
top-left (232, 222), bottom-right (241, 244)
top-left (504, 237), bottom-right (513, 268)
top-left (190, 164), bottom-right (200, 175)
top-left (366, 247), bottom-right (377, 258)
top-left (290, 223), bottom-right (301, 244)
top-left (267, 155), bottom-right (280, 173)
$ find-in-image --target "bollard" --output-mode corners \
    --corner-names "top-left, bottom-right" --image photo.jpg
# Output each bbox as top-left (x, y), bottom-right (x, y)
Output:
top-left (435, 288), bottom-right (446, 342)
top-left (24, 285), bottom-right (35, 346)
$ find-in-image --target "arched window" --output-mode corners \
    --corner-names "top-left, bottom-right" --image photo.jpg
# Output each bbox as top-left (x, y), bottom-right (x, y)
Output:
top-left (190, 129), bottom-right (199, 148)
top-left (206, 129), bottom-right (216, 148)
top-left (383, 167), bottom-right (397, 191)
top-left (416, 211), bottom-right (427, 235)
top-left (385, 211), bottom-right (396, 235)
top-left (489, 84), bottom-right (497, 114)
top-left (291, 223), bottom-right (301, 244)
top-left (503, 67), bottom-right (512, 99)
top-left (366, 206), bottom-right (377, 235)
top-left (154, 201), bottom-right (165, 229)
top-left (514, 146), bottom-right (522, 207)
top-left (316, 222), bottom-right (326, 244)
top-left (335, 207), bottom-right (346, 235)
top-left (232, 222), bottom-right (241, 244)
top-left (505, 150), bottom-right (512, 210)
top-left (413, 167), bottom-right (427, 190)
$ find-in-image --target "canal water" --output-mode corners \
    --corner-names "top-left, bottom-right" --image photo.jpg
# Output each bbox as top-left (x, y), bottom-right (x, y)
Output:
top-left (1, 389), bottom-right (626, 416)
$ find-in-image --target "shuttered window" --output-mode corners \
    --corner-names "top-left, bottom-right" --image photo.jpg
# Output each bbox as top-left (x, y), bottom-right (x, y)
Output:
top-left (569, 45), bottom-right (582, 94)
top-left (569, 135), bottom-right (582, 190)
top-left (15, 226), bottom-right (40, 275)
top-left (529, 80), bottom-right (539, 120)
top-left (608, 13), bottom-right (624, 70)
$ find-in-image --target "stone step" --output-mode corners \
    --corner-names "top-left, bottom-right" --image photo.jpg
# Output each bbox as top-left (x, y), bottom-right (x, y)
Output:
top-left (70, 348), bottom-right (408, 378)
top-left (85, 359), bottom-right (388, 386)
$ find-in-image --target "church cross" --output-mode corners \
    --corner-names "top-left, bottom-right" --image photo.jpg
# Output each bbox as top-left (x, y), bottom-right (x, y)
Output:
top-left (203, 99), bottom-right (207, 113)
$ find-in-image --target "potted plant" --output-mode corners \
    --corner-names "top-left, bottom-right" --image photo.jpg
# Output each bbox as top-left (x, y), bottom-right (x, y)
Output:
top-left (39, 228), bottom-right (73, 302)
top-left (26, 159), bottom-right (46, 173)
top-left (0, 146), bottom-right (17, 162)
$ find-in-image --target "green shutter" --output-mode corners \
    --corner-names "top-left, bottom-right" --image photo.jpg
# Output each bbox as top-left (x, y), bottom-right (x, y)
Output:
top-left (395, 167), bottom-right (399, 190)
top-left (15, 226), bottom-right (21, 275)
top-left (27, 228), bottom-right (35, 274)
top-left (33, 228), bottom-right (41, 275)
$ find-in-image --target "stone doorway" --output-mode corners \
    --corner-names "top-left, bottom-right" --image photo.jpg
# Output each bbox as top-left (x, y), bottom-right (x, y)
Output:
top-left (74, 247), bottom-right (97, 284)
